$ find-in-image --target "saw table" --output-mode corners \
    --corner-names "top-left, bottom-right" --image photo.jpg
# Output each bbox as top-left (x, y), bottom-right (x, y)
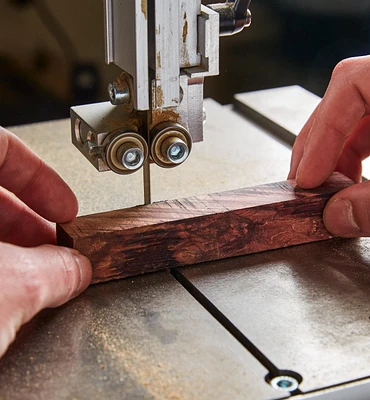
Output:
top-left (1, 86), bottom-right (370, 400)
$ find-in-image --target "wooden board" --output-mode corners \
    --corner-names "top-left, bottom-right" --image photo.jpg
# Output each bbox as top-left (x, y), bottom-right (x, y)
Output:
top-left (57, 173), bottom-right (353, 284)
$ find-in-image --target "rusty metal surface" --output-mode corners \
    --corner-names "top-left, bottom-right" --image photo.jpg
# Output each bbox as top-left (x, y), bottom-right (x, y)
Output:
top-left (180, 237), bottom-right (370, 393)
top-left (0, 271), bottom-right (286, 400)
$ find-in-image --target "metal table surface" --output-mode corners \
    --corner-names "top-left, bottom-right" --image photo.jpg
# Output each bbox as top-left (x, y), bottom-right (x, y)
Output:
top-left (179, 237), bottom-right (370, 393)
top-left (234, 86), bottom-right (370, 179)
top-left (0, 271), bottom-right (283, 400)
top-left (1, 90), bottom-right (370, 399)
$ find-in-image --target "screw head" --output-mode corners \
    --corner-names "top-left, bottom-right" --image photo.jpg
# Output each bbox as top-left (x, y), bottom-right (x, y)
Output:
top-left (270, 376), bottom-right (299, 392)
top-left (108, 82), bottom-right (130, 105)
top-left (167, 142), bottom-right (188, 163)
top-left (162, 137), bottom-right (189, 165)
top-left (108, 83), bottom-right (117, 103)
top-left (121, 147), bottom-right (144, 170)
top-left (203, 107), bottom-right (207, 124)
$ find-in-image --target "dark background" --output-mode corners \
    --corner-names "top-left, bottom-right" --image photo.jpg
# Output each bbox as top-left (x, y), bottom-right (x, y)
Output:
top-left (1, 0), bottom-right (370, 127)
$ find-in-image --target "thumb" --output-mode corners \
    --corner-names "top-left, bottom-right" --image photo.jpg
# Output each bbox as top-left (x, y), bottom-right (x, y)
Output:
top-left (0, 243), bottom-right (92, 358)
top-left (0, 243), bottom-right (92, 323)
top-left (323, 180), bottom-right (370, 237)
top-left (26, 245), bottom-right (93, 309)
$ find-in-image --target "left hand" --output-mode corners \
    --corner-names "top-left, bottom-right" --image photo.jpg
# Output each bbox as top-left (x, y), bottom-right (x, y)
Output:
top-left (0, 126), bottom-right (78, 246)
top-left (0, 126), bottom-right (92, 358)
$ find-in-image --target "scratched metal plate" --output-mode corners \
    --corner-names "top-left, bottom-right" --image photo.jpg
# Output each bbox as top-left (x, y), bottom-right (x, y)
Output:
top-left (179, 237), bottom-right (370, 393)
top-left (5, 88), bottom-right (367, 399)
top-left (234, 86), bottom-right (370, 179)
top-left (0, 271), bottom-right (286, 400)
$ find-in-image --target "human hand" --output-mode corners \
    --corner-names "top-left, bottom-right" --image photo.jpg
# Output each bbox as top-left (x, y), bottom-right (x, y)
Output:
top-left (0, 126), bottom-right (92, 358)
top-left (288, 55), bottom-right (370, 238)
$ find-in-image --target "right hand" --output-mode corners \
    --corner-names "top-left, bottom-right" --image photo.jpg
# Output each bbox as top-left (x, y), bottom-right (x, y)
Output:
top-left (0, 126), bottom-right (92, 358)
top-left (288, 55), bottom-right (370, 237)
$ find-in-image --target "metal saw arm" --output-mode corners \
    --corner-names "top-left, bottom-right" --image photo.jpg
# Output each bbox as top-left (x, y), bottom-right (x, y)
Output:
top-left (70, 0), bottom-right (252, 203)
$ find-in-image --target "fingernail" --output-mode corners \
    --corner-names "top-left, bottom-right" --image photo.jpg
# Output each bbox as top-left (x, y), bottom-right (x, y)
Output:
top-left (72, 253), bottom-right (92, 297)
top-left (324, 198), bottom-right (360, 236)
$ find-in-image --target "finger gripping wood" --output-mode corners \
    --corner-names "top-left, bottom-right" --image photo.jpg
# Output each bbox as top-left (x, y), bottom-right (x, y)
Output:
top-left (57, 173), bottom-right (353, 284)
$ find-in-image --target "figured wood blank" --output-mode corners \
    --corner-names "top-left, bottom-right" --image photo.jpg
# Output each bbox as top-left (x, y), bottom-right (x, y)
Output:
top-left (57, 173), bottom-right (353, 284)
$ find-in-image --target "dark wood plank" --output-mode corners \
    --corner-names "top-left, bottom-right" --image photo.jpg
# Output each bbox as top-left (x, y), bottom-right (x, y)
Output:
top-left (57, 173), bottom-right (353, 284)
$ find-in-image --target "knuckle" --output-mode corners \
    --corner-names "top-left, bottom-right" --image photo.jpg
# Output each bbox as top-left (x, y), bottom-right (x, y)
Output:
top-left (332, 58), bottom-right (355, 80)
top-left (319, 116), bottom-right (345, 140)
top-left (17, 256), bottom-right (44, 312)
top-left (17, 158), bottom-right (44, 198)
top-left (53, 247), bottom-right (79, 299)
top-left (13, 245), bottom-right (80, 313)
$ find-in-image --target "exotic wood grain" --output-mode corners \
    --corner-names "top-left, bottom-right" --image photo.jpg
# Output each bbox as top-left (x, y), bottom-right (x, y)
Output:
top-left (57, 173), bottom-right (353, 284)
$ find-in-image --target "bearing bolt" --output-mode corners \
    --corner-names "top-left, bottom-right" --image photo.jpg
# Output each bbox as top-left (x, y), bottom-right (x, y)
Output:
top-left (162, 137), bottom-right (189, 165)
top-left (121, 147), bottom-right (144, 170)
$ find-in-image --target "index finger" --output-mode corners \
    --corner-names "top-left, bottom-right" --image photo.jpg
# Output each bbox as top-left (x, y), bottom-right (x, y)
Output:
top-left (288, 102), bottom-right (321, 179)
top-left (0, 127), bottom-right (78, 222)
top-left (295, 56), bottom-right (370, 189)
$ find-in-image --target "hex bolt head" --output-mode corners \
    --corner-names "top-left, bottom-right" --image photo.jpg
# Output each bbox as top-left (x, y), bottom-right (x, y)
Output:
top-left (167, 142), bottom-right (188, 163)
top-left (162, 137), bottom-right (189, 165)
top-left (270, 376), bottom-right (299, 392)
top-left (121, 147), bottom-right (144, 170)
